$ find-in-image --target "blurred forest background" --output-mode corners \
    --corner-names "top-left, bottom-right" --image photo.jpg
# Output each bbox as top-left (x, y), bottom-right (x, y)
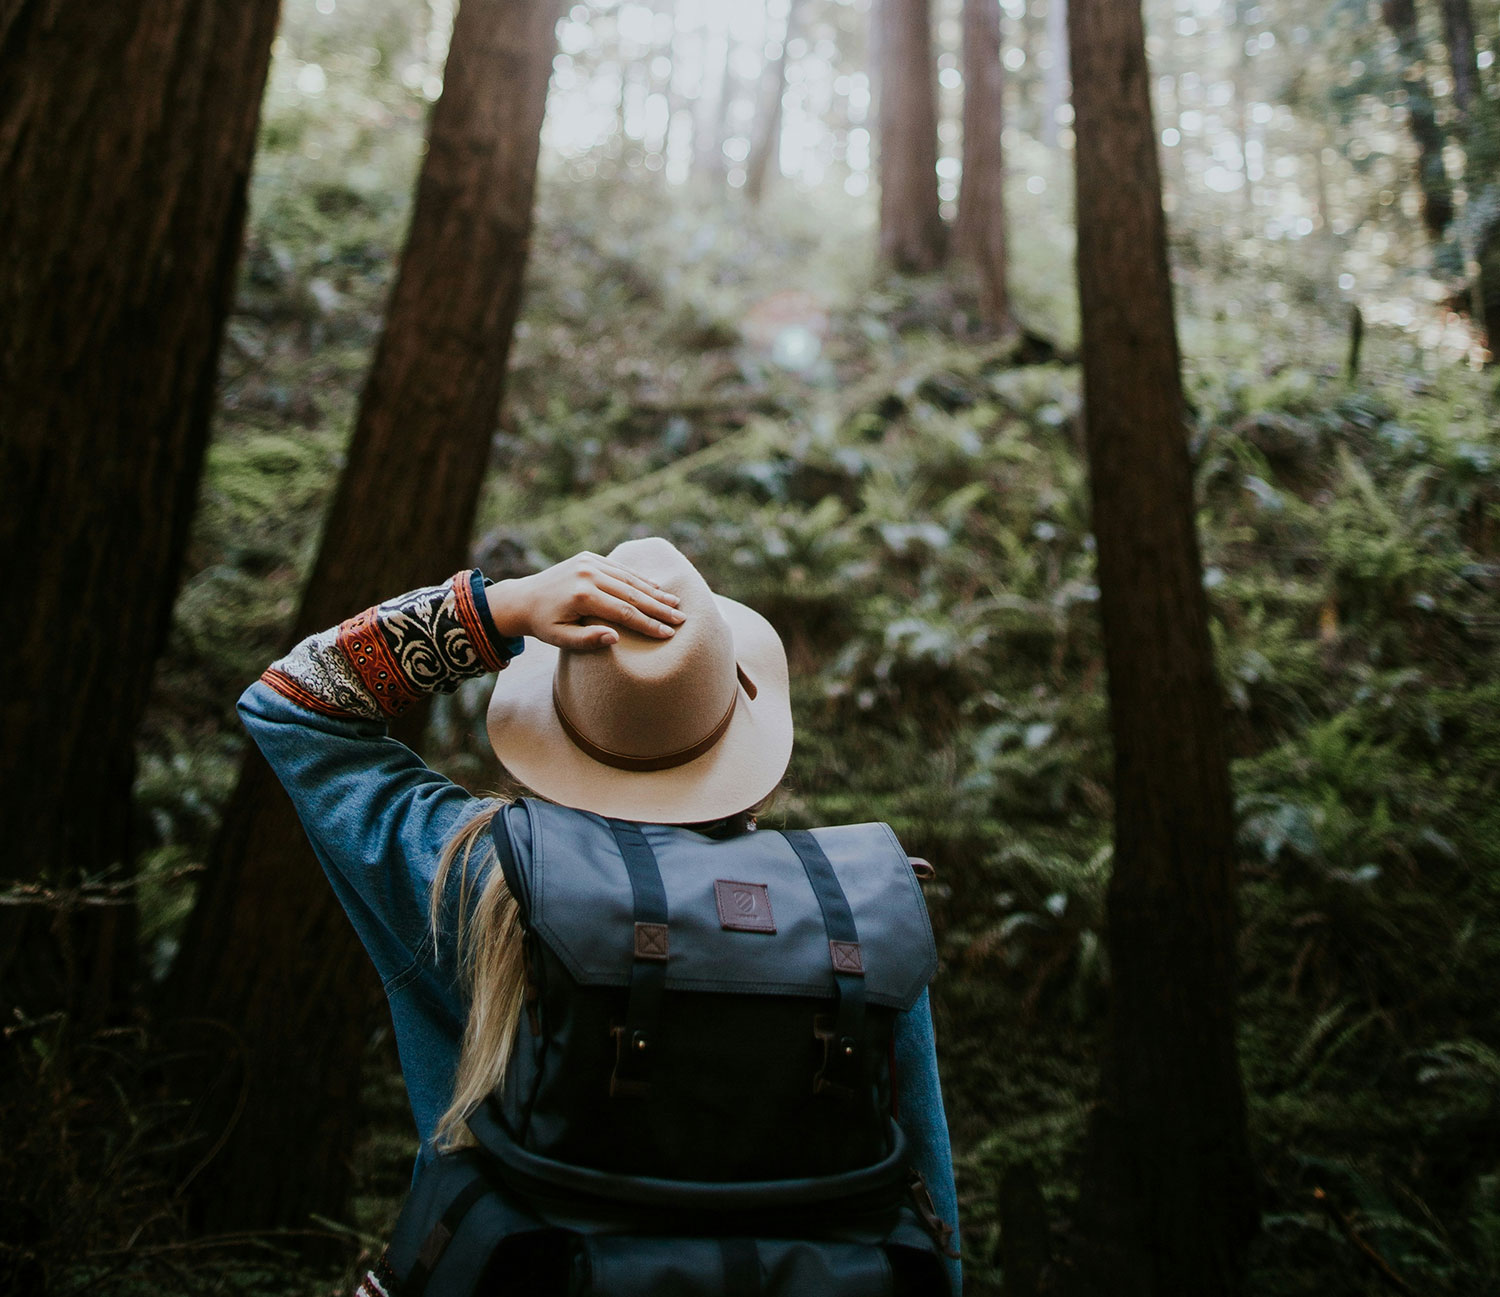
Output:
top-left (3, 0), bottom-right (1500, 1293)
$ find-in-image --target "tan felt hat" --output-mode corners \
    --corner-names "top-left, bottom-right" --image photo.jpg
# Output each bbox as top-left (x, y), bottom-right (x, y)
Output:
top-left (487, 537), bottom-right (793, 824)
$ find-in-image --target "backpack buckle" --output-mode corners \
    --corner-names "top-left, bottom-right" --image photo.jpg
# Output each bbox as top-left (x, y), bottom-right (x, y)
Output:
top-left (812, 1013), bottom-right (859, 1100)
top-left (609, 1023), bottom-right (653, 1098)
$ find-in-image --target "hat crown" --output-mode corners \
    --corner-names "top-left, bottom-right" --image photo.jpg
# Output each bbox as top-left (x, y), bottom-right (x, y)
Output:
top-left (553, 539), bottom-right (739, 765)
top-left (487, 536), bottom-right (794, 824)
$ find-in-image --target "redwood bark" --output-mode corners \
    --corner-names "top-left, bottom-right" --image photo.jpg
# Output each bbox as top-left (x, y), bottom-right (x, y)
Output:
top-left (1382, 0), bottom-right (1455, 238)
top-left (170, 0), bottom-right (561, 1231)
top-left (1065, 0), bottom-right (1259, 1291)
top-left (953, 0), bottom-right (1009, 328)
top-left (877, 0), bottom-right (948, 271)
top-left (0, 0), bottom-right (280, 1023)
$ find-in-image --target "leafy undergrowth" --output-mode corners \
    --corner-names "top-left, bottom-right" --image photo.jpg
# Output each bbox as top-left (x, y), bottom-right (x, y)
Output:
top-left (106, 101), bottom-right (1500, 1297)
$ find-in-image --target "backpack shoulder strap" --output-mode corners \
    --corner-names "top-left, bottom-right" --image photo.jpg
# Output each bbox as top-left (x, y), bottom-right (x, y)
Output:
top-left (603, 818), bottom-right (669, 1098)
top-left (782, 828), bottom-right (867, 1099)
top-left (385, 1150), bottom-right (558, 1297)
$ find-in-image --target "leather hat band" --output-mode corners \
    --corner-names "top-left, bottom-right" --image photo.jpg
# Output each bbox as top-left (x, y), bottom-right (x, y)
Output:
top-left (552, 680), bottom-right (739, 772)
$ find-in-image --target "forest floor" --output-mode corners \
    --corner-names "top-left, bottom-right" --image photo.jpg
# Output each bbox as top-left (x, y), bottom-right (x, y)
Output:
top-left (34, 86), bottom-right (1500, 1295)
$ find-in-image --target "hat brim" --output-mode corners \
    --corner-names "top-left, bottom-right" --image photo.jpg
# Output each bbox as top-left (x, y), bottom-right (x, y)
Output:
top-left (487, 595), bottom-right (793, 824)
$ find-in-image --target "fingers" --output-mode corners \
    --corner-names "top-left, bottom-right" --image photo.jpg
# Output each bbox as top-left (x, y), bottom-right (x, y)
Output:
top-left (579, 552), bottom-right (681, 607)
top-left (582, 589), bottom-right (678, 639)
top-left (533, 552), bottom-right (688, 650)
top-left (553, 622), bottom-right (620, 650)
top-left (595, 574), bottom-right (684, 629)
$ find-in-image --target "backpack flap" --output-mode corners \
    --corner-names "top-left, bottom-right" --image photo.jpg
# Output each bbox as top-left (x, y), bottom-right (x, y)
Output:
top-left (500, 800), bottom-right (936, 1012)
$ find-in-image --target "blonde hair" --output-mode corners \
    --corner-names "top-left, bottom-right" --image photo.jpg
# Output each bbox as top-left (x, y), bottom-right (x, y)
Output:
top-left (427, 795), bottom-right (772, 1149)
top-left (428, 800), bottom-right (526, 1150)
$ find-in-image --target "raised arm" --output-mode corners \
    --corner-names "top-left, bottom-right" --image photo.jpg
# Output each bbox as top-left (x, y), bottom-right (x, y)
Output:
top-left (241, 556), bottom-right (684, 986)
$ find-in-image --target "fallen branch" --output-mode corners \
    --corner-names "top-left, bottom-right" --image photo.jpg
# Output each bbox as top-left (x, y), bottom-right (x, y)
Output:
top-left (1312, 1186), bottom-right (1416, 1296)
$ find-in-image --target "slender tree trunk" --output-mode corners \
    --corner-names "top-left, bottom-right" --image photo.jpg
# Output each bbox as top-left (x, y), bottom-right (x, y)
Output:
top-left (745, 0), bottom-right (803, 206)
top-left (0, 0), bottom-right (281, 1025)
top-left (877, 0), bottom-right (948, 271)
top-left (953, 0), bottom-right (1010, 328)
top-left (695, 23), bottom-right (735, 179)
top-left (1231, 0), bottom-right (1255, 218)
top-left (1311, 132), bottom-right (1340, 284)
top-left (1382, 0), bottom-right (1455, 238)
top-left (170, 0), bottom-right (561, 1232)
top-left (1439, 0), bottom-right (1479, 117)
top-left (1043, 0), bottom-right (1069, 149)
top-left (1065, 0), bottom-right (1259, 1291)
top-left (1436, 0), bottom-right (1499, 358)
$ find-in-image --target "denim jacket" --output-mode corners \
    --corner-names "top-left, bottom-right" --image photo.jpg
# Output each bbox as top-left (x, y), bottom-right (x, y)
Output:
top-left (241, 570), bottom-right (961, 1291)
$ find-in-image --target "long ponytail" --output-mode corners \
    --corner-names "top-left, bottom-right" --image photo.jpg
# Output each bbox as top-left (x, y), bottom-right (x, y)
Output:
top-left (428, 802), bottom-right (526, 1150)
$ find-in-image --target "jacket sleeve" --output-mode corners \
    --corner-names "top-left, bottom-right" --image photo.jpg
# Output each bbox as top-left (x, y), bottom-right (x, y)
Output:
top-left (894, 989), bottom-right (962, 1295)
top-left (238, 570), bottom-right (523, 990)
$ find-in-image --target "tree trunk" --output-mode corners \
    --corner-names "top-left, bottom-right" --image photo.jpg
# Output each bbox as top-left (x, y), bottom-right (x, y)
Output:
top-left (1382, 0), bottom-right (1455, 238)
top-left (1043, 0), bottom-right (1069, 149)
top-left (953, 0), bottom-right (1010, 329)
top-left (745, 0), bottom-right (803, 206)
top-left (0, 0), bottom-right (281, 1025)
top-left (169, 0), bottom-right (561, 1232)
top-left (877, 0), bottom-right (948, 271)
top-left (1231, 0), bottom-right (1255, 218)
top-left (694, 23), bottom-right (735, 179)
top-left (1436, 0), bottom-right (1498, 358)
top-left (1064, 0), bottom-right (1259, 1292)
top-left (1478, 226), bottom-right (1500, 361)
top-left (1439, 0), bottom-right (1479, 118)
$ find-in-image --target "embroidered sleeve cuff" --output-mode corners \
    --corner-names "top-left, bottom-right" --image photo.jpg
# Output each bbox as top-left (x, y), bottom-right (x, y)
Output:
top-left (260, 570), bottom-right (524, 720)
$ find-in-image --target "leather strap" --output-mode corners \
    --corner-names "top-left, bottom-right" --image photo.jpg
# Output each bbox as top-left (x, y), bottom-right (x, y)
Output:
top-left (554, 681), bottom-right (737, 771)
top-left (782, 829), bottom-right (867, 1098)
top-left (606, 819), bottom-right (670, 1096)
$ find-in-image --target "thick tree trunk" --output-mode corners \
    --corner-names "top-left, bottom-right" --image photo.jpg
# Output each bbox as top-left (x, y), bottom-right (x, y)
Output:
top-left (1043, 0), bottom-right (1069, 149)
top-left (1065, 0), bottom-right (1259, 1292)
top-left (877, 0), bottom-right (948, 271)
top-left (0, 0), bottom-right (280, 1024)
top-left (169, 0), bottom-right (561, 1232)
top-left (953, 0), bottom-right (1009, 329)
top-left (745, 0), bottom-right (803, 206)
top-left (1382, 0), bottom-right (1455, 238)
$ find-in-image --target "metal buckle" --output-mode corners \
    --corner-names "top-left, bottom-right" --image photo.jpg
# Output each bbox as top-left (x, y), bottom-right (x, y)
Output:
top-left (812, 1012), bottom-right (858, 1100)
top-left (608, 1022), bottom-right (652, 1098)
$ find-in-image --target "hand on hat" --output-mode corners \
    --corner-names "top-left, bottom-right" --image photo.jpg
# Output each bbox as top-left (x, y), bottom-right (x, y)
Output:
top-left (485, 552), bottom-right (684, 650)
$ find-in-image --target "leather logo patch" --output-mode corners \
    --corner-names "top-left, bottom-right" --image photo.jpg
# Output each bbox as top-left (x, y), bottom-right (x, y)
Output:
top-left (714, 880), bottom-right (775, 934)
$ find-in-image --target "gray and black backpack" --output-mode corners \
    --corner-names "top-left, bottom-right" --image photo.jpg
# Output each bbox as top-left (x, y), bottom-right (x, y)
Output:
top-left (375, 798), bottom-right (956, 1296)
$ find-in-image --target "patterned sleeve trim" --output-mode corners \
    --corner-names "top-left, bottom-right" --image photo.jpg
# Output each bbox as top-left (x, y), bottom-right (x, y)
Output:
top-left (352, 1253), bottom-right (398, 1297)
top-left (259, 569), bottom-right (521, 720)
